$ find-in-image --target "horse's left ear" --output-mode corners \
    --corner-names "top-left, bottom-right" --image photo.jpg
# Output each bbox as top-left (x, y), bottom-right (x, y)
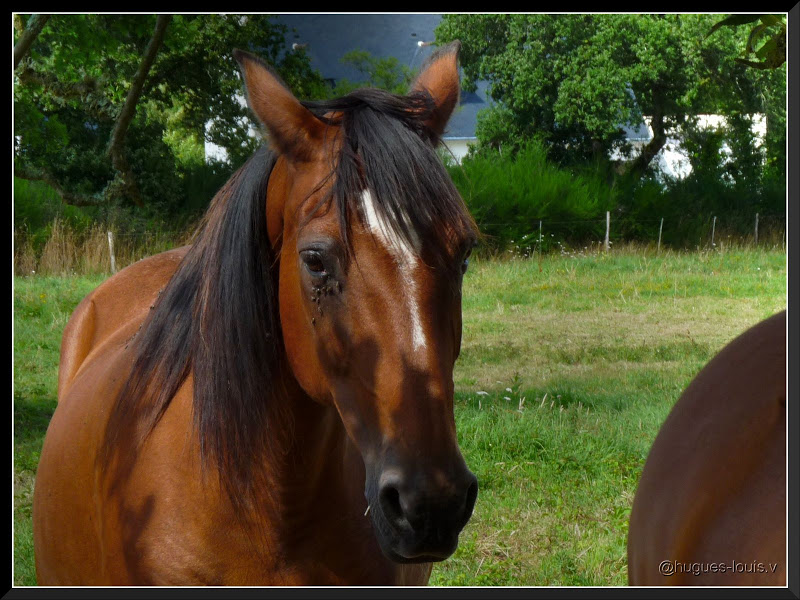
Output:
top-left (234, 49), bottom-right (324, 162)
top-left (409, 40), bottom-right (462, 138)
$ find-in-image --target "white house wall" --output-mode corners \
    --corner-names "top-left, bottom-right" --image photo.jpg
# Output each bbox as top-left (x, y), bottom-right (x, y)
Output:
top-left (442, 139), bottom-right (476, 164)
top-left (610, 114), bottom-right (767, 181)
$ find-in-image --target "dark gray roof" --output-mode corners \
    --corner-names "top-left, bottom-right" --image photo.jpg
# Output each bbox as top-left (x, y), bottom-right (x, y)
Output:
top-left (273, 14), bottom-right (486, 140)
top-left (272, 14), bottom-right (649, 143)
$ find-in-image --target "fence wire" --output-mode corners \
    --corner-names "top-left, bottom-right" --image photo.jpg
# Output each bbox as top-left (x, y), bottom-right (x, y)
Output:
top-left (13, 212), bottom-right (787, 277)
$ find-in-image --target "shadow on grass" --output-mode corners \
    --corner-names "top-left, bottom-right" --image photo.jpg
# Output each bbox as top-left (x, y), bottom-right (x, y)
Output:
top-left (14, 395), bottom-right (56, 473)
top-left (14, 397), bottom-right (52, 587)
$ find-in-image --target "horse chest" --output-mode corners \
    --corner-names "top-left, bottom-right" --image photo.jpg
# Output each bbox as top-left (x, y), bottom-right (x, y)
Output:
top-left (110, 491), bottom-right (428, 585)
top-left (102, 419), bottom-right (422, 585)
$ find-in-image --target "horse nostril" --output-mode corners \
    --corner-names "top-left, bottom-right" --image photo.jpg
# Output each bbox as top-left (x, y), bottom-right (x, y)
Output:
top-left (463, 476), bottom-right (478, 523)
top-left (379, 484), bottom-right (405, 526)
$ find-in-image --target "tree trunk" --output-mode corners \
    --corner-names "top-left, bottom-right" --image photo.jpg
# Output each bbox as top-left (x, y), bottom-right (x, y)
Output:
top-left (14, 14), bottom-right (51, 70)
top-left (106, 14), bottom-right (172, 208)
top-left (623, 105), bottom-right (667, 181)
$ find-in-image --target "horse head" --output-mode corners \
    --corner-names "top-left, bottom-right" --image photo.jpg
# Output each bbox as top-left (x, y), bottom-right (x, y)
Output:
top-left (236, 42), bottom-right (478, 563)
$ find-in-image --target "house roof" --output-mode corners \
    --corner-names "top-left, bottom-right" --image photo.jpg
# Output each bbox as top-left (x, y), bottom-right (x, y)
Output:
top-left (273, 14), bottom-right (487, 140)
top-left (272, 14), bottom-right (653, 144)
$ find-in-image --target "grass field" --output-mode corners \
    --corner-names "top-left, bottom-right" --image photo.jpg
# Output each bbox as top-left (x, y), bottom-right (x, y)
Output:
top-left (13, 246), bottom-right (786, 586)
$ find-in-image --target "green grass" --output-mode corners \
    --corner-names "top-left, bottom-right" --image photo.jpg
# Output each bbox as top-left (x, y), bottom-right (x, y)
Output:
top-left (13, 247), bottom-right (786, 586)
top-left (13, 274), bottom-right (107, 586)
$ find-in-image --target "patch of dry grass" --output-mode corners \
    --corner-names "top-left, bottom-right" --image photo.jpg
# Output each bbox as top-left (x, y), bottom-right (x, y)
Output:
top-left (14, 219), bottom-right (195, 277)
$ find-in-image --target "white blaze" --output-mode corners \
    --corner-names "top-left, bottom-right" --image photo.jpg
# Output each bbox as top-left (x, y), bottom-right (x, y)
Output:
top-left (360, 190), bottom-right (427, 352)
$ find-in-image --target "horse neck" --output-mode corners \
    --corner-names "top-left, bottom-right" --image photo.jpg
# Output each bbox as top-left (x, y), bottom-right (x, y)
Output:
top-left (253, 360), bottom-right (360, 518)
top-left (254, 158), bottom-right (363, 514)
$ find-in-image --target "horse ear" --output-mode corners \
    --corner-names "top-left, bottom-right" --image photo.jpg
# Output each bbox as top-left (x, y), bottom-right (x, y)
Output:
top-left (234, 49), bottom-right (324, 162)
top-left (409, 40), bottom-right (462, 138)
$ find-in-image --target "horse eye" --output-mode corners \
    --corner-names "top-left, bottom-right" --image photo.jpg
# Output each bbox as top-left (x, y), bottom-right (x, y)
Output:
top-left (461, 245), bottom-right (474, 274)
top-left (301, 251), bottom-right (327, 277)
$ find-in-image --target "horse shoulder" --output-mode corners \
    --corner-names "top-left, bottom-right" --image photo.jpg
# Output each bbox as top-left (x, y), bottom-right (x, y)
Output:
top-left (35, 322), bottom-right (142, 584)
top-left (628, 310), bottom-right (786, 585)
top-left (57, 246), bottom-right (190, 401)
top-left (36, 247), bottom-right (192, 584)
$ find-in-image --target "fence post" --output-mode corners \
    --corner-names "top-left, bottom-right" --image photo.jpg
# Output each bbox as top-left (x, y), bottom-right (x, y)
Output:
top-left (711, 216), bottom-right (716, 248)
top-left (107, 230), bottom-right (117, 274)
top-left (604, 211), bottom-right (610, 252)
top-left (657, 217), bottom-right (664, 253)
top-left (754, 213), bottom-right (759, 246)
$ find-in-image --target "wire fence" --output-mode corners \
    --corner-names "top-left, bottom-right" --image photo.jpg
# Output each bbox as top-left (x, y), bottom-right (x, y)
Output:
top-left (13, 211), bottom-right (786, 277)
top-left (13, 220), bottom-right (198, 277)
top-left (474, 212), bottom-right (786, 255)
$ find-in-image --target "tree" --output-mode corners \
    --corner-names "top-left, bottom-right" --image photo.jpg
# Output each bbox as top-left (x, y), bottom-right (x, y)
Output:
top-left (330, 49), bottom-right (416, 96)
top-left (13, 14), bottom-right (328, 215)
top-left (705, 13), bottom-right (787, 183)
top-left (435, 14), bottom-right (785, 182)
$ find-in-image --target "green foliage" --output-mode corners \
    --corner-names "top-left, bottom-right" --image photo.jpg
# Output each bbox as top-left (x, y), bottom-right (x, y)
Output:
top-left (444, 128), bottom-right (783, 250)
top-left (13, 176), bottom-right (199, 255)
top-left (436, 14), bottom-right (786, 176)
top-left (330, 49), bottom-right (416, 96)
top-left (616, 166), bottom-right (785, 248)
top-left (708, 14), bottom-right (786, 70)
top-left (14, 15), bottom-right (328, 215)
top-left (14, 177), bottom-right (94, 235)
top-left (447, 141), bottom-right (617, 250)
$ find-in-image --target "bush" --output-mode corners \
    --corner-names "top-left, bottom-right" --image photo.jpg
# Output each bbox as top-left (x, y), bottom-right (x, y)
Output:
top-left (447, 142), bottom-right (618, 252)
top-left (616, 159), bottom-right (786, 248)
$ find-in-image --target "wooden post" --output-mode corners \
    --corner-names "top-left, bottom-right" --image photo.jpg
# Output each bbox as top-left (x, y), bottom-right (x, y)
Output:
top-left (657, 217), bottom-right (664, 253)
top-left (604, 211), bottom-right (610, 252)
top-left (711, 216), bottom-right (716, 248)
top-left (537, 220), bottom-right (543, 272)
top-left (754, 212), bottom-right (759, 246)
top-left (107, 231), bottom-right (117, 274)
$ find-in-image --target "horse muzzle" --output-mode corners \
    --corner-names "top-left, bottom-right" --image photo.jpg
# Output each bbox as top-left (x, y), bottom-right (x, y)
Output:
top-left (367, 462), bottom-right (478, 563)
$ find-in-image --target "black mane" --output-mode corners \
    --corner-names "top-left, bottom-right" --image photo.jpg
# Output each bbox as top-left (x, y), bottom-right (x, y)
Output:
top-left (302, 88), bottom-right (477, 263)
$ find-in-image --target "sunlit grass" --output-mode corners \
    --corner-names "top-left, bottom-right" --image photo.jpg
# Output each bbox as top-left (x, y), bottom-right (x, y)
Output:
top-left (431, 246), bottom-right (785, 585)
top-left (13, 247), bottom-right (786, 586)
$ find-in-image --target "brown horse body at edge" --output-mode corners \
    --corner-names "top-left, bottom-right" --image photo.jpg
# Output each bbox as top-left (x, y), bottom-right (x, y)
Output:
top-left (33, 43), bottom-right (479, 585)
top-left (628, 309), bottom-right (786, 585)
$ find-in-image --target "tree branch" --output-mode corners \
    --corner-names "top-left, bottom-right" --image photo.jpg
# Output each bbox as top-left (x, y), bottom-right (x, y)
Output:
top-left (106, 14), bottom-right (172, 208)
top-left (15, 164), bottom-right (102, 207)
top-left (14, 14), bottom-right (51, 70)
top-left (623, 100), bottom-right (667, 181)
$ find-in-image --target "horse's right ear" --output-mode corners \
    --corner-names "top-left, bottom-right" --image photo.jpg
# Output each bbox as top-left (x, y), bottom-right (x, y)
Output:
top-left (234, 49), bottom-right (324, 162)
top-left (409, 41), bottom-right (462, 139)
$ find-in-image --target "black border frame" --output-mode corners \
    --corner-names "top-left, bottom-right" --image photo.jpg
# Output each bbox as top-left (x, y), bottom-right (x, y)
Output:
top-left (9, 8), bottom-right (800, 599)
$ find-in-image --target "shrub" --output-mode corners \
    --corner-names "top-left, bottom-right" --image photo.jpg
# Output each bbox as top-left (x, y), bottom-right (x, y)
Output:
top-left (447, 141), bottom-right (617, 251)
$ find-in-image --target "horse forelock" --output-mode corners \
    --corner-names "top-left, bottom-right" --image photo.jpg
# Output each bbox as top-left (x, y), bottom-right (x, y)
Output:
top-left (301, 88), bottom-right (478, 273)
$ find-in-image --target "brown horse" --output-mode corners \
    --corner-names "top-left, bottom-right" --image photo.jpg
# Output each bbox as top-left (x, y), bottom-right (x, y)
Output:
top-left (33, 42), bottom-right (480, 585)
top-left (628, 309), bottom-right (786, 585)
